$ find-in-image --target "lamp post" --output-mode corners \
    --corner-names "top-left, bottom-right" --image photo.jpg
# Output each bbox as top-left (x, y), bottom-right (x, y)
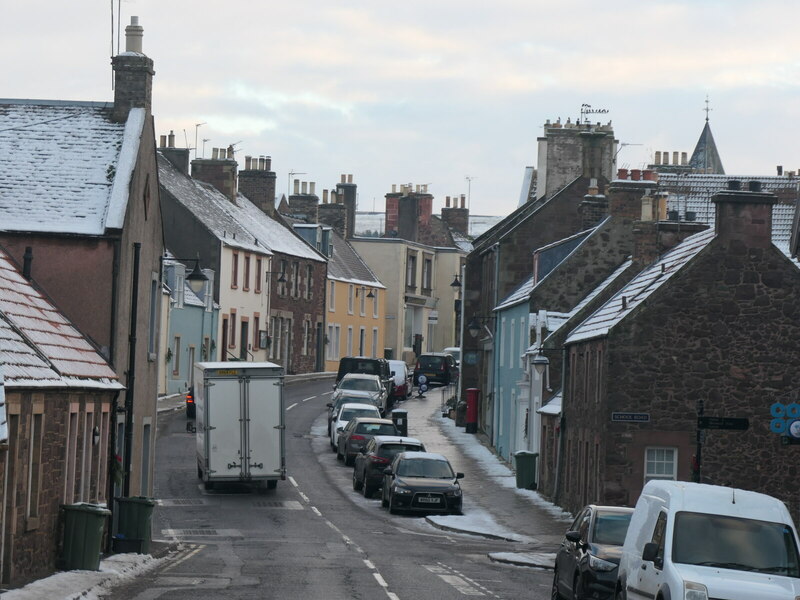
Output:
top-left (467, 315), bottom-right (494, 339)
top-left (450, 274), bottom-right (462, 347)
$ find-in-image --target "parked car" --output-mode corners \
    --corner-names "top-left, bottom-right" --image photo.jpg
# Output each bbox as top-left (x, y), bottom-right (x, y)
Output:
top-left (327, 392), bottom-right (381, 435)
top-left (616, 480), bottom-right (800, 600)
top-left (336, 418), bottom-right (398, 465)
top-left (333, 373), bottom-right (389, 414)
top-left (335, 356), bottom-right (394, 397)
top-left (330, 403), bottom-right (381, 450)
top-left (352, 436), bottom-right (426, 498)
top-left (442, 346), bottom-right (461, 368)
top-left (388, 360), bottom-right (412, 400)
top-left (413, 352), bottom-right (459, 388)
top-left (551, 505), bottom-right (633, 600)
top-left (381, 451), bottom-right (463, 514)
top-left (185, 386), bottom-right (196, 418)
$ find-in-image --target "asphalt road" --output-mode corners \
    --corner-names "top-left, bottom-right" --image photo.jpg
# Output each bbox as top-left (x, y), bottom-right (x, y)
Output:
top-left (100, 379), bottom-right (555, 599)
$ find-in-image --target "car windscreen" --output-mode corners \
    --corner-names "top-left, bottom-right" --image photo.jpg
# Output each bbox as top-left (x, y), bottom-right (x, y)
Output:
top-left (592, 511), bottom-right (632, 546)
top-left (396, 458), bottom-right (454, 478)
top-left (340, 379), bottom-right (380, 392)
top-left (378, 444), bottom-right (422, 459)
top-left (358, 423), bottom-right (397, 435)
top-left (672, 511), bottom-right (800, 577)
top-left (340, 408), bottom-right (379, 422)
top-left (418, 356), bottom-right (445, 370)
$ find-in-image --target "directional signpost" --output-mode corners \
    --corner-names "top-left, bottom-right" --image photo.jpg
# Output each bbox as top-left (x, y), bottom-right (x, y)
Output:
top-left (697, 416), bottom-right (749, 431)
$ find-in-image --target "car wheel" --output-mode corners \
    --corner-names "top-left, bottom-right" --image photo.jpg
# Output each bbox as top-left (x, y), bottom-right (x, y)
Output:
top-left (363, 481), bottom-right (375, 498)
top-left (551, 568), bottom-right (564, 600)
top-left (353, 470), bottom-right (363, 491)
top-left (388, 493), bottom-right (399, 515)
top-left (344, 453), bottom-right (354, 467)
top-left (336, 444), bottom-right (343, 461)
top-left (381, 488), bottom-right (389, 507)
top-left (197, 465), bottom-right (203, 479)
top-left (614, 586), bottom-right (626, 600)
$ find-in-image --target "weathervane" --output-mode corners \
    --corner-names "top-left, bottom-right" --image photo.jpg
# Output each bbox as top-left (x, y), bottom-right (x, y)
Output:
top-left (580, 103), bottom-right (609, 124)
top-left (704, 95), bottom-right (713, 122)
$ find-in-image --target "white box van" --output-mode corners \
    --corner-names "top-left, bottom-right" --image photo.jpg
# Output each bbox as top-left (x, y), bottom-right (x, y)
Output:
top-left (616, 480), bottom-right (800, 600)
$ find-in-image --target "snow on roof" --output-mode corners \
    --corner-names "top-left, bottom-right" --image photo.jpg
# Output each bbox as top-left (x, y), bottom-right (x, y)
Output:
top-left (495, 275), bottom-right (534, 312)
top-left (566, 229), bottom-right (714, 344)
top-left (659, 173), bottom-right (797, 249)
top-left (0, 100), bottom-right (143, 235)
top-left (537, 390), bottom-right (561, 415)
top-left (326, 229), bottom-right (385, 287)
top-left (0, 249), bottom-right (122, 389)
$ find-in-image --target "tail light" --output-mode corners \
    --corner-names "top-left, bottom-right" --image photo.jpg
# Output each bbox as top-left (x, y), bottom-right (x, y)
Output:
top-left (415, 361), bottom-right (420, 369)
top-left (186, 393), bottom-right (194, 404)
top-left (370, 456), bottom-right (390, 464)
top-left (351, 434), bottom-right (365, 441)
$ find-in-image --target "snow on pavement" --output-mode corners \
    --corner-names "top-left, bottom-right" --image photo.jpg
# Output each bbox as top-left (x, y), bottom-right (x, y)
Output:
top-left (1, 552), bottom-right (167, 600)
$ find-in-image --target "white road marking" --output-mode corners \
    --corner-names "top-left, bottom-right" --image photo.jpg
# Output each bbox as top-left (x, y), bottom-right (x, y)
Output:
top-left (311, 506), bottom-right (322, 516)
top-left (363, 559), bottom-right (375, 570)
top-left (373, 573), bottom-right (388, 587)
top-left (288, 476), bottom-right (298, 487)
top-left (302, 396), bottom-right (316, 402)
top-left (425, 563), bottom-right (500, 598)
top-left (298, 491), bottom-right (310, 503)
top-left (286, 402), bottom-right (298, 411)
top-left (162, 545), bottom-right (204, 572)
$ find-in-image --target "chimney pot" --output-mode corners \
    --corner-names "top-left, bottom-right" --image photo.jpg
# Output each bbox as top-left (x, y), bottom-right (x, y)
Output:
top-left (341, 174), bottom-right (346, 184)
top-left (748, 180), bottom-right (762, 192)
top-left (461, 195), bottom-right (466, 209)
top-left (348, 174), bottom-right (353, 184)
top-left (245, 156), bottom-right (252, 170)
top-left (323, 189), bottom-right (329, 203)
top-left (630, 169), bottom-right (641, 181)
top-left (124, 16), bottom-right (144, 54)
top-left (617, 168), bottom-right (628, 180)
top-left (392, 184), bottom-right (397, 193)
top-left (294, 179), bottom-right (300, 194)
top-left (301, 181), bottom-right (307, 195)
top-left (672, 151), bottom-right (679, 166)
top-left (160, 135), bottom-right (167, 148)
top-left (654, 151), bottom-right (662, 165)
top-left (212, 147), bottom-right (219, 160)
top-left (681, 152), bottom-right (688, 165)
top-left (777, 165), bottom-right (783, 176)
top-left (168, 130), bottom-right (175, 147)
top-left (727, 179), bottom-right (741, 191)
top-left (662, 151), bottom-right (669, 165)
top-left (445, 196), bottom-right (450, 208)
top-left (310, 182), bottom-right (316, 195)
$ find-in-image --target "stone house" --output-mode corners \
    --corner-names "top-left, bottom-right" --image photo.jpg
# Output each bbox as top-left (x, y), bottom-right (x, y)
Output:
top-left (558, 181), bottom-right (800, 517)
top-left (0, 248), bottom-right (122, 587)
top-left (159, 144), bottom-right (327, 374)
top-left (0, 17), bottom-right (163, 500)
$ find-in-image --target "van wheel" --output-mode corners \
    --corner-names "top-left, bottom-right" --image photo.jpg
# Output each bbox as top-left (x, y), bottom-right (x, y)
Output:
top-left (614, 586), bottom-right (626, 600)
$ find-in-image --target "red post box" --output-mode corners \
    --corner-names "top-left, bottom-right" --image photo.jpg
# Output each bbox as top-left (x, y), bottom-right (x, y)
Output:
top-left (465, 388), bottom-right (479, 434)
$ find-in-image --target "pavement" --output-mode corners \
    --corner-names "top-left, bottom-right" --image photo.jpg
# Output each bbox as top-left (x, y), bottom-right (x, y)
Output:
top-left (2, 377), bottom-right (568, 597)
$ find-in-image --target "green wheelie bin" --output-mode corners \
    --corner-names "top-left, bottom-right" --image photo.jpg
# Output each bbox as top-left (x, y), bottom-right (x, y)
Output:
top-left (61, 503), bottom-right (111, 570)
top-left (114, 496), bottom-right (155, 553)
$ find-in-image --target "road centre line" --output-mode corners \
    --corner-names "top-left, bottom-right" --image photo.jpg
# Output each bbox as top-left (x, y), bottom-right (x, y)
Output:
top-left (373, 573), bottom-right (388, 587)
top-left (288, 476), bottom-right (298, 487)
top-left (286, 402), bottom-right (298, 411)
top-left (302, 396), bottom-right (316, 402)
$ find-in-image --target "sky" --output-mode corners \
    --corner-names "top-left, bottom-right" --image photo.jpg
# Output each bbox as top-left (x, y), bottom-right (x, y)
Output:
top-left (3, 1), bottom-right (800, 218)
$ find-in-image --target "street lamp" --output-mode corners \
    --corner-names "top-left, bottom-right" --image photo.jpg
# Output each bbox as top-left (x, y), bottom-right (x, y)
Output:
top-left (532, 352), bottom-right (550, 392)
top-left (450, 274), bottom-right (461, 288)
top-left (162, 255), bottom-right (209, 294)
top-left (467, 315), bottom-right (494, 339)
top-left (264, 270), bottom-right (287, 284)
top-left (366, 289), bottom-right (375, 299)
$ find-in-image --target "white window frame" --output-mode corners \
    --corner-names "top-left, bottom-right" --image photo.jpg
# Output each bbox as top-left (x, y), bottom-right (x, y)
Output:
top-left (372, 290), bottom-right (379, 318)
top-left (329, 281), bottom-right (336, 311)
top-left (372, 327), bottom-right (378, 358)
top-left (348, 284), bottom-right (354, 315)
top-left (347, 326), bottom-right (353, 356)
top-left (360, 286), bottom-right (366, 316)
top-left (644, 447), bottom-right (678, 482)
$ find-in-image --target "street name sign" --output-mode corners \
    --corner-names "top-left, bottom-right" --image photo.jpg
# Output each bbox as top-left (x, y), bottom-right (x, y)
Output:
top-left (697, 417), bottom-right (749, 431)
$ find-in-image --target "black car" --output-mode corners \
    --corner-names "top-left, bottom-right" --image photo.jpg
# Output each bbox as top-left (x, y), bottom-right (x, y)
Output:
top-left (352, 436), bottom-right (426, 498)
top-left (336, 418), bottom-right (398, 466)
top-left (551, 505), bottom-right (633, 600)
top-left (380, 451), bottom-right (463, 515)
top-left (413, 353), bottom-right (459, 388)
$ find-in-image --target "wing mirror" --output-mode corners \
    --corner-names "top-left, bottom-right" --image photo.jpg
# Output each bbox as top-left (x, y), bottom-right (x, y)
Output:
top-left (326, 403), bottom-right (333, 408)
top-left (565, 530), bottom-right (582, 544)
top-left (456, 472), bottom-right (465, 479)
top-left (642, 542), bottom-right (659, 563)
top-left (382, 467), bottom-right (393, 476)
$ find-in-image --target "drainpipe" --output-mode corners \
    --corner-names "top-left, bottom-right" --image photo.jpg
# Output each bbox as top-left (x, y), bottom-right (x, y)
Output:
top-left (123, 242), bottom-right (141, 497)
top-left (109, 239), bottom-right (121, 366)
top-left (553, 345), bottom-right (568, 504)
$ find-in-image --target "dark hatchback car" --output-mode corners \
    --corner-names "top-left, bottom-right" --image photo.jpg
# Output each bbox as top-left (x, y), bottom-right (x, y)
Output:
top-left (352, 436), bottom-right (426, 498)
top-left (336, 418), bottom-right (398, 466)
top-left (552, 505), bottom-right (633, 600)
top-left (381, 451), bottom-right (463, 515)
top-left (413, 353), bottom-right (459, 388)
top-left (336, 356), bottom-right (394, 396)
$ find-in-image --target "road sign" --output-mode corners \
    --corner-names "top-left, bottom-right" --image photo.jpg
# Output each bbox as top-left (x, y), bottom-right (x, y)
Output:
top-left (697, 417), bottom-right (749, 431)
top-left (611, 412), bottom-right (650, 423)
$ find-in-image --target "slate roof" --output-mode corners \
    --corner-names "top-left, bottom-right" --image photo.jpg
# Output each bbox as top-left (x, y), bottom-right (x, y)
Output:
top-left (566, 229), bottom-right (714, 344)
top-left (0, 99), bottom-right (145, 235)
top-left (327, 230), bottom-right (384, 287)
top-left (0, 369), bottom-right (6, 444)
top-left (158, 155), bottom-right (325, 262)
top-left (659, 173), bottom-right (798, 255)
top-left (689, 121), bottom-right (725, 174)
top-left (354, 212), bottom-right (502, 239)
top-left (0, 248), bottom-right (122, 389)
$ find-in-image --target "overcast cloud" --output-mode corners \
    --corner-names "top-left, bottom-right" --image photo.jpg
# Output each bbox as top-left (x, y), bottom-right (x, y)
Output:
top-left (4, 1), bottom-right (799, 217)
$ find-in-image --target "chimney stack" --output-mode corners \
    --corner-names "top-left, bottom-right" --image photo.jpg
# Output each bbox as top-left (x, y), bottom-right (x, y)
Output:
top-left (160, 130), bottom-right (190, 174)
top-left (192, 146), bottom-right (238, 202)
top-left (111, 16), bottom-right (155, 122)
top-left (712, 179), bottom-right (776, 249)
top-left (336, 174), bottom-right (357, 239)
top-left (238, 150), bottom-right (277, 216)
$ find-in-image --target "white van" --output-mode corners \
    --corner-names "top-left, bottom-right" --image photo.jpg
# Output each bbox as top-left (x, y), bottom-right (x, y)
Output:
top-left (616, 480), bottom-right (800, 600)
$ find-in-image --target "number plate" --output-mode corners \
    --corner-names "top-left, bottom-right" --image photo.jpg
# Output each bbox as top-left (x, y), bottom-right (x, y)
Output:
top-left (418, 496), bottom-right (441, 504)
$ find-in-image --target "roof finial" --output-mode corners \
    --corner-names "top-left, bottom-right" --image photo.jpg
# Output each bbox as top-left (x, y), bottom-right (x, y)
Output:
top-left (704, 95), bottom-right (713, 123)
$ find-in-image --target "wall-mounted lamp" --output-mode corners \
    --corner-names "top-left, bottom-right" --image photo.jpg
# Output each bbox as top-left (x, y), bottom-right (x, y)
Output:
top-left (532, 352), bottom-right (552, 392)
top-left (162, 255), bottom-right (209, 294)
top-left (467, 315), bottom-right (495, 339)
top-left (450, 274), bottom-right (462, 288)
top-left (265, 270), bottom-right (287, 284)
top-left (366, 289), bottom-right (375, 299)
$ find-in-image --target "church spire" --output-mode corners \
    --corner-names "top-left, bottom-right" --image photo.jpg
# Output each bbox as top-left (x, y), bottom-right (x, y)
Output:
top-left (689, 97), bottom-right (724, 174)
